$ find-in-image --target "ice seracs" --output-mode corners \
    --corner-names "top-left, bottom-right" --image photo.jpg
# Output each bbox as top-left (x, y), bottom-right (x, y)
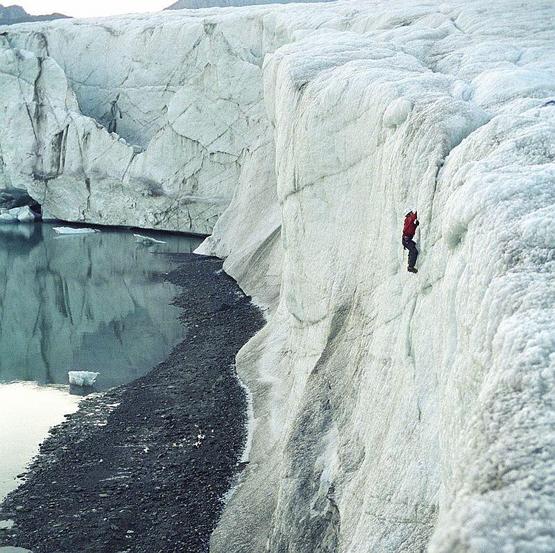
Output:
top-left (0, 12), bottom-right (275, 234)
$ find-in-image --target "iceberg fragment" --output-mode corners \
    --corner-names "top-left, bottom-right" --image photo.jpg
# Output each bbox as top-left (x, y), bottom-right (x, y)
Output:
top-left (0, 207), bottom-right (36, 224)
top-left (15, 206), bottom-right (36, 223)
top-left (68, 371), bottom-right (100, 387)
top-left (53, 227), bottom-right (99, 235)
top-left (133, 234), bottom-right (167, 244)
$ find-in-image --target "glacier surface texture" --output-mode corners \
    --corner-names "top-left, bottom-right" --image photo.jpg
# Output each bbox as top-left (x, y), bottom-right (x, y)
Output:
top-left (0, 0), bottom-right (554, 552)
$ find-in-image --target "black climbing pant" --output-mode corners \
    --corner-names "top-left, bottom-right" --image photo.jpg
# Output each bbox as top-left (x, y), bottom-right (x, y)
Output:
top-left (402, 236), bottom-right (418, 269)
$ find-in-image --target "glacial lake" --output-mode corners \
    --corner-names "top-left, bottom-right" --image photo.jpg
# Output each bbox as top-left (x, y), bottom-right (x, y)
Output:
top-left (0, 223), bottom-right (202, 501)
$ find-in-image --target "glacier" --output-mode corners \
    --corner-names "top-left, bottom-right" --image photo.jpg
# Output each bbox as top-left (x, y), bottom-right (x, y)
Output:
top-left (167, 0), bottom-right (335, 8)
top-left (0, 0), bottom-right (554, 552)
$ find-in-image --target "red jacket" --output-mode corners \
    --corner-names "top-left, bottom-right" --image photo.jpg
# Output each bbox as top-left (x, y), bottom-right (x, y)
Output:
top-left (403, 212), bottom-right (418, 238)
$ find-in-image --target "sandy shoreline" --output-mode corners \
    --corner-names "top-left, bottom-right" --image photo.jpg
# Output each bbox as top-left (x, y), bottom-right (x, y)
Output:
top-left (0, 254), bottom-right (264, 553)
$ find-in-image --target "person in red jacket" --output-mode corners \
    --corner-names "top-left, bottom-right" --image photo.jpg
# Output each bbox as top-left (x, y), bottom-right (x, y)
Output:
top-left (402, 209), bottom-right (419, 273)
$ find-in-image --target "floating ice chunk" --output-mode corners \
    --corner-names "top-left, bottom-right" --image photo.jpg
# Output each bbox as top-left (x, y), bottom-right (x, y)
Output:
top-left (0, 206), bottom-right (35, 223)
top-left (0, 212), bottom-right (16, 224)
top-left (68, 371), bottom-right (100, 387)
top-left (15, 206), bottom-right (36, 223)
top-left (0, 548), bottom-right (33, 552)
top-left (133, 233), bottom-right (167, 244)
top-left (53, 227), bottom-right (99, 235)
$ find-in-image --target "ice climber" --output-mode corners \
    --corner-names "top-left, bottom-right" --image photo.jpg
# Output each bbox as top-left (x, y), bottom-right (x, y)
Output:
top-left (402, 209), bottom-right (419, 274)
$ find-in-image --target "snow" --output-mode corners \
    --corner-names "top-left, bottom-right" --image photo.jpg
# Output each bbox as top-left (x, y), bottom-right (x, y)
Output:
top-left (168, 0), bottom-right (334, 7)
top-left (383, 97), bottom-right (413, 128)
top-left (0, 0), bottom-right (554, 552)
top-left (53, 227), bottom-right (99, 235)
top-left (68, 371), bottom-right (100, 387)
top-left (237, 375), bottom-right (255, 464)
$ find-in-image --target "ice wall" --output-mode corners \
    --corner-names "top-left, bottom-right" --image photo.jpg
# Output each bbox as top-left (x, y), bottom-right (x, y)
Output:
top-left (0, 3), bottom-right (358, 234)
top-left (0, 0), bottom-right (554, 551)
top-left (201, 2), bottom-right (555, 552)
top-left (0, 8), bottom-right (295, 233)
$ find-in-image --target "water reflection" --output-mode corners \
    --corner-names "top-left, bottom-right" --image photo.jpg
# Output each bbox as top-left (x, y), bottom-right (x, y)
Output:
top-left (0, 224), bottom-right (202, 501)
top-left (0, 224), bottom-right (202, 391)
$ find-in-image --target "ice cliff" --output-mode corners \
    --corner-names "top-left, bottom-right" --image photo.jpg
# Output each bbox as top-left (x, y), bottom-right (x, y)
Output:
top-left (0, 0), bottom-right (554, 551)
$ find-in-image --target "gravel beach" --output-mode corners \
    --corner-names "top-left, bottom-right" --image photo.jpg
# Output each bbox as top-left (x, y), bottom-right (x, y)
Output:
top-left (0, 254), bottom-right (264, 553)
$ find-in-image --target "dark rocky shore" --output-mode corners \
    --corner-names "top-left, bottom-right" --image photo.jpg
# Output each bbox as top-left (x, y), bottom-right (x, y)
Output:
top-left (0, 254), bottom-right (264, 553)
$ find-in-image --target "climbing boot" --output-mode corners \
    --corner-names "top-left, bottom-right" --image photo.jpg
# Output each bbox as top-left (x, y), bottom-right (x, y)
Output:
top-left (407, 266), bottom-right (418, 274)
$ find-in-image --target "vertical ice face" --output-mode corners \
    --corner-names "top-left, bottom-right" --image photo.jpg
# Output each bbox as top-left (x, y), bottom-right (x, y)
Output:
top-left (201, 2), bottom-right (555, 553)
top-left (0, 0), bottom-right (554, 552)
top-left (0, 10), bottom-right (288, 233)
top-left (0, 3), bottom-right (351, 234)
